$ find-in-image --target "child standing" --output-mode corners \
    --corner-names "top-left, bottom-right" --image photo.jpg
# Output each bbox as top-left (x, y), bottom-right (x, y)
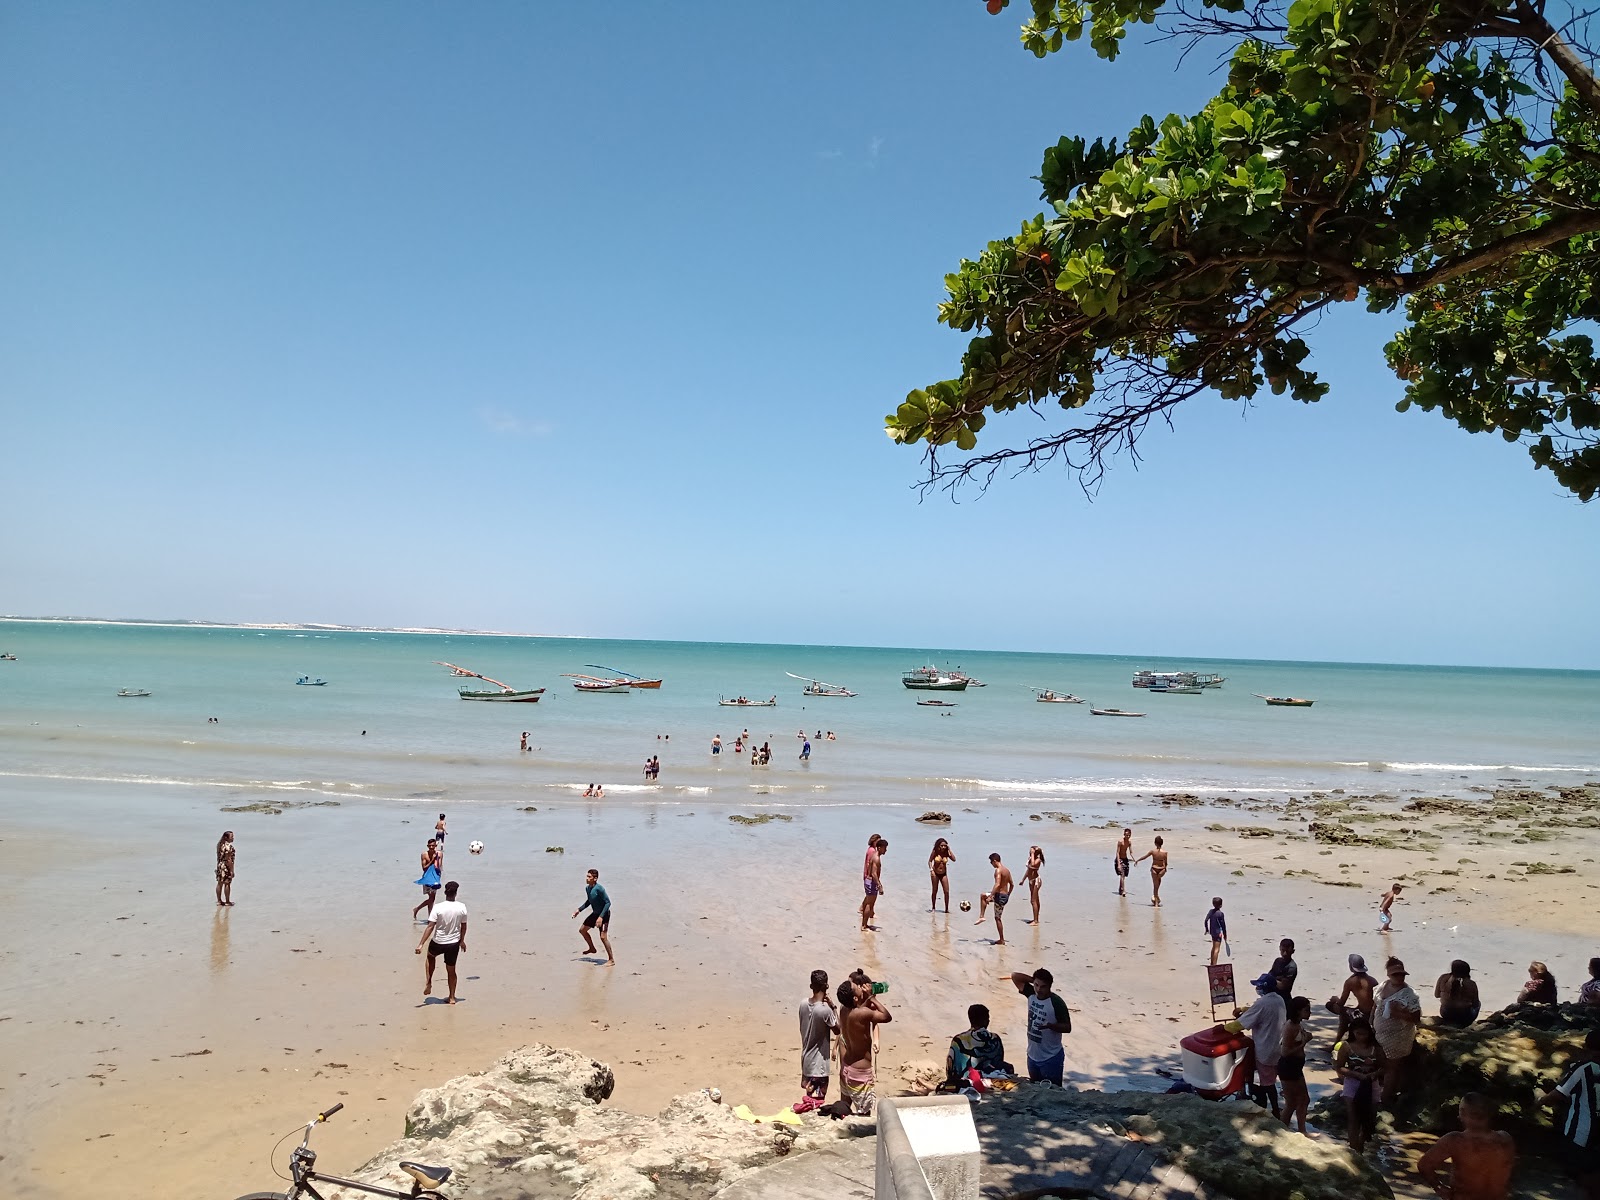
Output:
top-left (1378, 882), bottom-right (1404, 932)
top-left (794, 969), bottom-right (838, 1113)
top-left (1204, 897), bottom-right (1228, 965)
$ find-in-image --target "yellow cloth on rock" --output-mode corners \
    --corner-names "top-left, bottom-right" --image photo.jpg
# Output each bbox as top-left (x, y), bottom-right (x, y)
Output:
top-left (731, 1104), bottom-right (803, 1126)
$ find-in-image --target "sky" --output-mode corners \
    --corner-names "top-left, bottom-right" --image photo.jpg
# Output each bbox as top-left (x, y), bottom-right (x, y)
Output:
top-left (2, 2), bottom-right (1596, 669)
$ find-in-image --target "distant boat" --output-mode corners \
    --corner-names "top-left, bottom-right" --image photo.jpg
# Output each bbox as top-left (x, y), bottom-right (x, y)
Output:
top-left (0, 653), bottom-right (15, 661)
top-left (433, 661), bottom-right (544, 703)
top-left (1134, 669), bottom-right (1225, 689)
top-left (296, 676), bottom-right (328, 686)
top-left (116, 688), bottom-right (152, 698)
top-left (1029, 687), bottom-right (1084, 703)
top-left (719, 695), bottom-right (777, 707)
top-left (1253, 693), bottom-right (1315, 707)
top-left (903, 667), bottom-right (969, 691)
top-left (584, 664), bottom-right (663, 689)
top-left (1148, 683), bottom-right (1203, 694)
top-left (917, 699), bottom-right (958, 707)
top-left (786, 671), bottom-right (856, 697)
top-left (564, 675), bottom-right (632, 693)
top-left (1091, 707), bottom-right (1146, 717)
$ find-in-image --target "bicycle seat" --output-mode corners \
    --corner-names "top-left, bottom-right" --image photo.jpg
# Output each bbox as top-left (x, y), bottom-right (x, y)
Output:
top-left (400, 1161), bottom-right (452, 1188)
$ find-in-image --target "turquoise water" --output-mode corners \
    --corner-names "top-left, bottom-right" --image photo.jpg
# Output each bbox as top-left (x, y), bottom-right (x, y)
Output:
top-left (2, 620), bottom-right (1597, 807)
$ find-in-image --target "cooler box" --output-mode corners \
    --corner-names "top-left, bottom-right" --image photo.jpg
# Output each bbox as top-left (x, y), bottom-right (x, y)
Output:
top-left (1179, 1028), bottom-right (1252, 1092)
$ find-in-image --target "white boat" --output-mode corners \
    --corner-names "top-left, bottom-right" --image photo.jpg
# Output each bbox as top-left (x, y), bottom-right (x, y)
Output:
top-left (116, 688), bottom-right (152, 698)
top-left (1091, 707), bottom-right (1146, 717)
top-left (565, 675), bottom-right (632, 693)
top-left (295, 676), bottom-right (327, 686)
top-left (1030, 687), bottom-right (1084, 703)
top-left (719, 695), bottom-right (778, 707)
top-left (1148, 683), bottom-right (1203, 694)
top-left (786, 671), bottom-right (856, 697)
top-left (1133, 669), bottom-right (1224, 689)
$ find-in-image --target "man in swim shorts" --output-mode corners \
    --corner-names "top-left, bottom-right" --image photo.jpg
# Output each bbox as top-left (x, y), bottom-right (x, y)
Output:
top-left (414, 880), bottom-right (467, 1004)
top-left (859, 836), bottom-right (886, 930)
top-left (976, 853), bottom-right (1014, 946)
top-left (1114, 828), bottom-right (1133, 896)
top-left (837, 973), bottom-right (892, 1114)
top-left (571, 868), bottom-right (614, 964)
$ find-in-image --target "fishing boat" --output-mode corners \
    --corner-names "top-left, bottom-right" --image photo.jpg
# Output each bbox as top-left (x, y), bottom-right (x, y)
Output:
top-left (902, 667), bottom-right (969, 691)
top-left (584, 664), bottom-right (663, 689)
top-left (1147, 683), bottom-right (1203, 694)
top-left (719, 695), bottom-right (778, 707)
top-left (786, 671), bottom-right (856, 697)
top-left (0, 653), bottom-right (15, 661)
top-left (296, 676), bottom-right (328, 686)
top-left (1194, 673), bottom-right (1227, 688)
top-left (1030, 687), bottom-right (1084, 703)
top-left (1091, 707), bottom-right (1146, 717)
top-left (564, 674), bottom-right (632, 693)
top-left (116, 688), bottom-right (152, 698)
top-left (1253, 693), bottom-right (1315, 707)
top-left (917, 699), bottom-right (958, 707)
top-left (1133, 669), bottom-right (1225, 689)
top-left (434, 661), bottom-right (545, 703)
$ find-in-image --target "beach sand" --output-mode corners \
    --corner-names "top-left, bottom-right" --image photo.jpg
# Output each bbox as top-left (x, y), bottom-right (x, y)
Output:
top-left (4, 776), bottom-right (1597, 1198)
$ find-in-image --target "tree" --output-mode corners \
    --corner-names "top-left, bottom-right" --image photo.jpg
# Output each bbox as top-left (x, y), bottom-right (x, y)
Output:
top-left (887, 0), bottom-right (1600, 500)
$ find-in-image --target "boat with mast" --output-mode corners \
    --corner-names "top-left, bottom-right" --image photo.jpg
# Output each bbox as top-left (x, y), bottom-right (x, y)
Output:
top-left (1253, 693), bottom-right (1316, 707)
top-left (584, 664), bottom-right (663, 689)
top-left (1028, 686), bottom-right (1084, 703)
top-left (563, 674), bottom-right (632, 693)
top-left (434, 661), bottom-right (545, 703)
top-left (786, 671), bottom-right (856, 697)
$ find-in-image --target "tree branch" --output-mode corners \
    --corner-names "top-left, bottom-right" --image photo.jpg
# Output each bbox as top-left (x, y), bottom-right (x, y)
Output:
top-left (1399, 209), bottom-right (1600, 289)
top-left (1512, 1), bottom-right (1600, 114)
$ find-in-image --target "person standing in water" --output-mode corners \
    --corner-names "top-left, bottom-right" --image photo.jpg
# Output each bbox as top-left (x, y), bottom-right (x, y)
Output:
top-left (434, 813), bottom-right (448, 847)
top-left (1114, 829), bottom-right (1133, 896)
top-left (1022, 845), bottom-right (1045, 925)
top-left (976, 853), bottom-right (1014, 945)
top-left (412, 838), bottom-right (442, 921)
top-left (215, 830), bottom-right (235, 907)
top-left (1135, 836), bottom-right (1168, 906)
top-left (928, 837), bottom-right (955, 913)
top-left (572, 868), bottom-right (614, 965)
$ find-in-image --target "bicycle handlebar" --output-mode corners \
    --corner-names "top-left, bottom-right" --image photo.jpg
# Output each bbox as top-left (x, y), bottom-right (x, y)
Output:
top-left (318, 1102), bottom-right (344, 1122)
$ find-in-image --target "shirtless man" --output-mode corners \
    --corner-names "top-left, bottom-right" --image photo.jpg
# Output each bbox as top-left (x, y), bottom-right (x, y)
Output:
top-left (1333, 953), bottom-right (1379, 1037)
top-left (1114, 829), bottom-right (1133, 896)
top-left (976, 853), bottom-right (1014, 945)
top-left (1416, 1093), bottom-right (1515, 1200)
top-left (859, 835), bottom-right (886, 931)
top-left (836, 974), bottom-right (892, 1114)
top-left (1135, 836), bottom-right (1169, 906)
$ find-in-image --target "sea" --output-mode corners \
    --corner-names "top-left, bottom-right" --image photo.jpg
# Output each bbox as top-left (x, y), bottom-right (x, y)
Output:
top-left (2, 620), bottom-right (1597, 811)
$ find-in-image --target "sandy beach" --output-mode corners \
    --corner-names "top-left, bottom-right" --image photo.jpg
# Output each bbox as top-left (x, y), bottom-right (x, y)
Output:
top-left (3, 771), bottom-right (1596, 1198)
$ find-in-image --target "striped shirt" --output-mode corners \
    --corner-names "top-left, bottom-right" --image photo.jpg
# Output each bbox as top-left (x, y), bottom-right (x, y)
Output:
top-left (1557, 1060), bottom-right (1600, 1149)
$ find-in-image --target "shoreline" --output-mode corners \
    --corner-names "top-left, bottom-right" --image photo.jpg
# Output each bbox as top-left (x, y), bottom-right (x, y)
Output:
top-left (5, 773), bottom-right (1598, 1197)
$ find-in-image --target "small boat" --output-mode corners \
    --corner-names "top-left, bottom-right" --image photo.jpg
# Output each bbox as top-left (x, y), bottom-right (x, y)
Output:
top-left (917, 699), bottom-right (958, 707)
top-left (0, 653), bottom-right (15, 661)
top-left (565, 675), bottom-right (632, 693)
top-left (1253, 693), bottom-right (1315, 707)
top-left (1148, 683), bottom-right (1203, 694)
top-left (902, 667), bottom-right (969, 691)
top-left (1030, 687), bottom-right (1084, 704)
top-left (719, 695), bottom-right (778, 707)
top-left (1091, 707), bottom-right (1146, 717)
top-left (786, 671), bottom-right (856, 697)
top-left (116, 688), bottom-right (152, 698)
top-left (434, 661), bottom-right (544, 703)
top-left (584, 664), bottom-right (663, 689)
top-left (1194, 673), bottom-right (1227, 688)
top-left (296, 676), bottom-right (328, 686)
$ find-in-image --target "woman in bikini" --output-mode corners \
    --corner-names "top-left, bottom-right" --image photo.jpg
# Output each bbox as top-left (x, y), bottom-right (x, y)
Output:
top-left (928, 838), bottom-right (955, 913)
top-left (215, 830), bottom-right (235, 906)
top-left (1278, 996), bottom-right (1313, 1134)
top-left (412, 838), bottom-right (442, 921)
top-left (1135, 836), bottom-right (1169, 906)
top-left (1023, 845), bottom-right (1045, 924)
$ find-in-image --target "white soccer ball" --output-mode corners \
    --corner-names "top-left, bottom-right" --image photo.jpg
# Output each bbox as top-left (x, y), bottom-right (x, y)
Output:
top-left (469, 840), bottom-right (484, 854)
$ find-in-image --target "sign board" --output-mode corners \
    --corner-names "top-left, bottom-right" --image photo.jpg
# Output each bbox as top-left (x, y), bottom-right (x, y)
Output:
top-left (1206, 964), bottom-right (1236, 1016)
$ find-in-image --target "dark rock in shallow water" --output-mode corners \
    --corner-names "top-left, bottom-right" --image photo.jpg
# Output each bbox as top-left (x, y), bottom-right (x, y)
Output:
top-left (915, 811), bottom-right (952, 824)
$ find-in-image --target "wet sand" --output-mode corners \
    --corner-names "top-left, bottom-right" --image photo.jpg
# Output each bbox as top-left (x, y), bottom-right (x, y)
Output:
top-left (4, 776), bottom-right (1597, 1198)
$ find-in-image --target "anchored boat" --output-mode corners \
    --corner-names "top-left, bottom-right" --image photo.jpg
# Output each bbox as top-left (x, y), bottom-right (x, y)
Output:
top-left (1029, 687), bottom-right (1085, 703)
top-left (719, 695), bottom-right (777, 707)
top-left (584, 664), bottom-right (663, 689)
top-left (1091, 707), bottom-right (1146, 717)
top-left (564, 674), bottom-right (632, 693)
top-left (434, 661), bottom-right (545, 703)
top-left (786, 671), bottom-right (856, 697)
top-left (116, 688), bottom-right (152, 698)
top-left (296, 676), bottom-right (328, 686)
top-left (1253, 693), bottom-right (1315, 707)
top-left (902, 667), bottom-right (969, 692)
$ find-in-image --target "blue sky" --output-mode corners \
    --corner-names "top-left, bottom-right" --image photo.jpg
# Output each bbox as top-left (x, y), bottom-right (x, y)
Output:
top-left (2, 2), bottom-right (1596, 668)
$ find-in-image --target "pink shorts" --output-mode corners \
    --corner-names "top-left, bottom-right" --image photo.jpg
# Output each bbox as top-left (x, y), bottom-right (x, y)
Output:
top-left (1256, 1063), bottom-right (1279, 1087)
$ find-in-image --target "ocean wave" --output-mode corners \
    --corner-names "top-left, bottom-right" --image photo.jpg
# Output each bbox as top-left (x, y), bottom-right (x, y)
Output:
top-left (1335, 761), bottom-right (1599, 773)
top-left (942, 777), bottom-right (1239, 796)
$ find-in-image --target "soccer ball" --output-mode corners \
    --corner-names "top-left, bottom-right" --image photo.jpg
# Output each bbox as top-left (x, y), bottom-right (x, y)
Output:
top-left (959, 901), bottom-right (972, 912)
top-left (468, 840), bottom-right (484, 854)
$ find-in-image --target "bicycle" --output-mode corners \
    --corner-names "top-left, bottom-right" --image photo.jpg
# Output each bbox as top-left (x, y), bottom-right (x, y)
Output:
top-left (234, 1102), bottom-right (453, 1199)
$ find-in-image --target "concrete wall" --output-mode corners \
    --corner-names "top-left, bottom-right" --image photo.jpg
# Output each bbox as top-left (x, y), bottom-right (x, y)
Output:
top-left (874, 1095), bottom-right (979, 1200)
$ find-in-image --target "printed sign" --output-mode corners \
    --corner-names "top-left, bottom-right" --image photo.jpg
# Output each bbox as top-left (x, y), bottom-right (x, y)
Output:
top-left (1206, 963), bottom-right (1236, 1009)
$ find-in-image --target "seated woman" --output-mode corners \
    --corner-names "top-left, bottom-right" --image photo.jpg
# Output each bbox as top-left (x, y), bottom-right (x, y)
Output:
top-left (1517, 960), bottom-right (1558, 1005)
top-left (1435, 960), bottom-right (1481, 1027)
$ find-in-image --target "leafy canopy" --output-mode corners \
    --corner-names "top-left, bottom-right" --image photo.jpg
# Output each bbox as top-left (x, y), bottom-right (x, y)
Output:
top-left (888, 0), bottom-right (1600, 499)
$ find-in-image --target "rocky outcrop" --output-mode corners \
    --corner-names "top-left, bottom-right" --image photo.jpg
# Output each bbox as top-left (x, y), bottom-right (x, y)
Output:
top-left (326, 1045), bottom-right (861, 1200)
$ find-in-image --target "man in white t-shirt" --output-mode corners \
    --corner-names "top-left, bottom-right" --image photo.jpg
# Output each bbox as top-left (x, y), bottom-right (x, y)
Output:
top-left (415, 880), bottom-right (468, 1004)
